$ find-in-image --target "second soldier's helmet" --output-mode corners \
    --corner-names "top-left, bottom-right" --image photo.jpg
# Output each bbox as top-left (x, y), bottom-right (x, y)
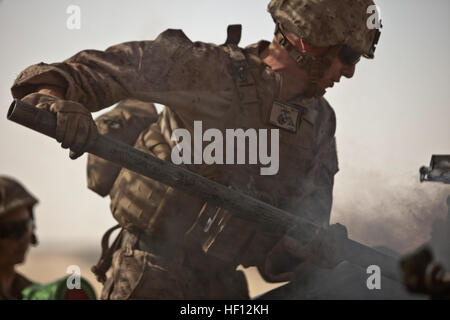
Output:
top-left (268, 0), bottom-right (381, 58)
top-left (0, 176), bottom-right (38, 217)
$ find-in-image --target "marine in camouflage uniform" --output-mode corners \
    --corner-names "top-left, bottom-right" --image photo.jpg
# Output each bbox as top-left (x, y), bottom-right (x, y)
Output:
top-left (11, 0), bottom-right (381, 299)
top-left (0, 176), bottom-right (38, 300)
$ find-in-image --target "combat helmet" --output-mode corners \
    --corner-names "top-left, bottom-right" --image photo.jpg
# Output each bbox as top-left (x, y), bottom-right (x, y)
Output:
top-left (268, 0), bottom-right (382, 97)
top-left (0, 176), bottom-right (38, 217)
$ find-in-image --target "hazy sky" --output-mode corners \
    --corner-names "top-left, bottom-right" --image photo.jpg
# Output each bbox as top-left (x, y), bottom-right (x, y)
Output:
top-left (0, 0), bottom-right (449, 253)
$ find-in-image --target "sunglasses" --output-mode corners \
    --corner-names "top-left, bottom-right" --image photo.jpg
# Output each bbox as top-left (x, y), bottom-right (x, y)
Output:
top-left (338, 45), bottom-right (362, 66)
top-left (338, 26), bottom-right (382, 65)
top-left (0, 217), bottom-right (33, 240)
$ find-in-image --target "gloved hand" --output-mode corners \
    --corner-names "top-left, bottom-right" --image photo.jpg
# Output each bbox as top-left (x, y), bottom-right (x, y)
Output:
top-left (263, 223), bottom-right (348, 282)
top-left (21, 93), bottom-right (98, 159)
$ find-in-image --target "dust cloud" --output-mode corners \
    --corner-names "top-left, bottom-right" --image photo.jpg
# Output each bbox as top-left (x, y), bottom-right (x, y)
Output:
top-left (332, 169), bottom-right (449, 255)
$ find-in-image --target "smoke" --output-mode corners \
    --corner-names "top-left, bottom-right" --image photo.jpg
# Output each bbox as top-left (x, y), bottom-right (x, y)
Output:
top-left (332, 167), bottom-right (449, 255)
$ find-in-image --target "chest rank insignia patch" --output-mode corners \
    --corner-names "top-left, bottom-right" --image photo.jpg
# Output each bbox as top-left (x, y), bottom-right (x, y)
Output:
top-left (269, 101), bottom-right (300, 133)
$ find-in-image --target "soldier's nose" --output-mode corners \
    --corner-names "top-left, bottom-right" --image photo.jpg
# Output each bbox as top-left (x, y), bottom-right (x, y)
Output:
top-left (342, 64), bottom-right (356, 79)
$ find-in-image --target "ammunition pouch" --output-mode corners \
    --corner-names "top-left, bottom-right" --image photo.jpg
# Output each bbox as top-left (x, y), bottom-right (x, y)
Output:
top-left (87, 99), bottom-right (158, 197)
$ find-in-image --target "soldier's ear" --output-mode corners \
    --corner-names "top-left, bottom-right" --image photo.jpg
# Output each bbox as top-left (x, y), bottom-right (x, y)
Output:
top-left (283, 31), bottom-right (306, 53)
top-left (298, 38), bottom-right (307, 53)
top-left (300, 39), bottom-right (331, 56)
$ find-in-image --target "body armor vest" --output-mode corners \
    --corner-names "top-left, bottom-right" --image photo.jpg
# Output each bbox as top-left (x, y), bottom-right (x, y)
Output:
top-left (105, 43), bottom-right (338, 266)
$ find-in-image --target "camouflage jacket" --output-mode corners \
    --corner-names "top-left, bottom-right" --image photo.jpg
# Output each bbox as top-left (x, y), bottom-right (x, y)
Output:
top-left (12, 29), bottom-right (339, 271)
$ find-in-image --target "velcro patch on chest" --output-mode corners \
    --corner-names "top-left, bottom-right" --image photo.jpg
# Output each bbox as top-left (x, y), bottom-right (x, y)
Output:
top-left (269, 101), bottom-right (300, 133)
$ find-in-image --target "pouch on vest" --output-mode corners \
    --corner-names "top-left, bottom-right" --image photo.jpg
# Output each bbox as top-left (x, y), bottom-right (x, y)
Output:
top-left (87, 99), bottom-right (158, 197)
top-left (108, 120), bottom-right (205, 243)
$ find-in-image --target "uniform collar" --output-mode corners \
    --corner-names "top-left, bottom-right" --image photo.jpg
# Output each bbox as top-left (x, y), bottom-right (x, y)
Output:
top-left (245, 40), bottom-right (271, 57)
top-left (244, 40), bottom-right (282, 100)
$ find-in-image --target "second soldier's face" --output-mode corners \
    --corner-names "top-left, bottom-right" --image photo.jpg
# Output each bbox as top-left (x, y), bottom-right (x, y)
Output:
top-left (0, 207), bottom-right (33, 268)
top-left (317, 56), bottom-right (357, 94)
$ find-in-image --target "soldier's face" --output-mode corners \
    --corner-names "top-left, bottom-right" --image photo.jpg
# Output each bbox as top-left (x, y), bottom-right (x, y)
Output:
top-left (280, 33), bottom-right (358, 95)
top-left (317, 56), bottom-right (357, 92)
top-left (0, 207), bottom-right (33, 267)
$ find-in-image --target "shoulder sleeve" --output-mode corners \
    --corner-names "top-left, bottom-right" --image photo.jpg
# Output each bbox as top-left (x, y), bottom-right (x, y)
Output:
top-left (297, 98), bottom-right (338, 226)
top-left (11, 29), bottom-right (235, 117)
top-left (316, 97), bottom-right (339, 176)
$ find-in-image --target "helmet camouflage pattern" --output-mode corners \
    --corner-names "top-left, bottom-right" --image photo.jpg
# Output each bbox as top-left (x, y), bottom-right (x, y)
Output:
top-left (268, 0), bottom-right (381, 58)
top-left (0, 176), bottom-right (38, 217)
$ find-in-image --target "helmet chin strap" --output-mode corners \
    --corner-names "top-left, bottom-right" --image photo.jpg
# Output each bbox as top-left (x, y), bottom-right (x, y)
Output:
top-left (274, 24), bottom-right (341, 98)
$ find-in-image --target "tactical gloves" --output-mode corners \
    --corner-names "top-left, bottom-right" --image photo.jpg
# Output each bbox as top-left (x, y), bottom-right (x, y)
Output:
top-left (21, 93), bottom-right (98, 159)
top-left (263, 223), bottom-right (348, 282)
